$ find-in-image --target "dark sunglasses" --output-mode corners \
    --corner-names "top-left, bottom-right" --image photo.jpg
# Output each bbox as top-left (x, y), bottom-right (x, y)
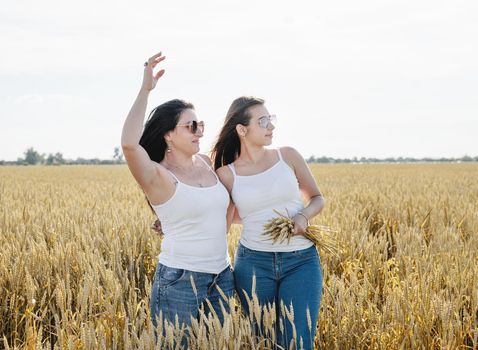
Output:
top-left (176, 120), bottom-right (205, 134)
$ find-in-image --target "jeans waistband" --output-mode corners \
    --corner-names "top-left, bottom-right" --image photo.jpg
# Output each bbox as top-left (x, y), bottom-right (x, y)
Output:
top-left (238, 243), bottom-right (317, 256)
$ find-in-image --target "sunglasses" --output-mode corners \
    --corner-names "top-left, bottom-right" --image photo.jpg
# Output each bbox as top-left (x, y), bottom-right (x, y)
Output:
top-left (176, 120), bottom-right (205, 134)
top-left (258, 114), bottom-right (277, 129)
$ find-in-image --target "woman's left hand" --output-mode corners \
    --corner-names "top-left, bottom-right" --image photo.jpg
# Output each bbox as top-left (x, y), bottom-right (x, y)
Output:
top-left (142, 51), bottom-right (166, 92)
top-left (292, 214), bottom-right (308, 236)
top-left (151, 218), bottom-right (163, 237)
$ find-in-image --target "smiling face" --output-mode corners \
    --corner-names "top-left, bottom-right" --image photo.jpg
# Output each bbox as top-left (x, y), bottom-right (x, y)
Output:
top-left (237, 104), bottom-right (275, 146)
top-left (166, 108), bottom-right (204, 155)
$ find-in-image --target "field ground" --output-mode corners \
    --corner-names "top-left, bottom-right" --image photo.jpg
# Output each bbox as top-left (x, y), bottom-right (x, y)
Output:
top-left (1, 164), bottom-right (477, 349)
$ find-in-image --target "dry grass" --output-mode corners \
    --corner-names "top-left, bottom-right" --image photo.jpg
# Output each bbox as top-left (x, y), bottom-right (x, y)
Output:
top-left (263, 209), bottom-right (339, 256)
top-left (0, 163), bottom-right (477, 349)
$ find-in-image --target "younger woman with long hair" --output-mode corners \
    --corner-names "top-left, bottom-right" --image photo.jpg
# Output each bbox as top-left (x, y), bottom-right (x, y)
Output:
top-left (211, 97), bottom-right (325, 350)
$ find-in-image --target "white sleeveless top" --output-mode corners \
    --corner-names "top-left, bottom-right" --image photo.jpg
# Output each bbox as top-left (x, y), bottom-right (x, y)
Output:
top-left (151, 156), bottom-right (230, 273)
top-left (228, 149), bottom-right (313, 252)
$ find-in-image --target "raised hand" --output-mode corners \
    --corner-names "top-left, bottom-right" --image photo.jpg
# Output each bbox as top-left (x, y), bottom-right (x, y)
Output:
top-left (142, 51), bottom-right (166, 92)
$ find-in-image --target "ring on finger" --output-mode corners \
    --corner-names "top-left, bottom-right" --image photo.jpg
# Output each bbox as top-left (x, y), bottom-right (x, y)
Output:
top-left (144, 61), bottom-right (149, 67)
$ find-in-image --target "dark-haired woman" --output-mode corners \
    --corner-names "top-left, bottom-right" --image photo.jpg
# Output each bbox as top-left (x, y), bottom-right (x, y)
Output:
top-left (121, 52), bottom-right (234, 342)
top-left (211, 97), bottom-right (325, 350)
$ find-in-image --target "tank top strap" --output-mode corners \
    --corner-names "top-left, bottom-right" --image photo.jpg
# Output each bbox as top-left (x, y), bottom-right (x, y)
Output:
top-left (277, 148), bottom-right (283, 161)
top-left (227, 163), bottom-right (237, 178)
top-left (165, 168), bottom-right (180, 184)
top-left (195, 155), bottom-right (220, 181)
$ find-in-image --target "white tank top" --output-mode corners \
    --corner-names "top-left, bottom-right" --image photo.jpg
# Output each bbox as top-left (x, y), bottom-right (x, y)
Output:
top-left (228, 149), bottom-right (313, 252)
top-left (151, 156), bottom-right (230, 273)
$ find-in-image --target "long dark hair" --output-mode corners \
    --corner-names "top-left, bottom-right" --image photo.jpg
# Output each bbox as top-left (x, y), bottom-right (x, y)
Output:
top-left (139, 99), bottom-right (194, 163)
top-left (139, 99), bottom-right (193, 217)
top-left (211, 96), bottom-right (264, 170)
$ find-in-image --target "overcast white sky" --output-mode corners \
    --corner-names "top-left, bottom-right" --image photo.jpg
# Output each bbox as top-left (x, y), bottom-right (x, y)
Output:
top-left (1, 0), bottom-right (477, 161)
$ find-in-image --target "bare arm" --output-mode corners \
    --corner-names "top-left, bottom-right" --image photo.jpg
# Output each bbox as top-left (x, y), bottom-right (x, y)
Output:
top-left (226, 201), bottom-right (236, 232)
top-left (217, 165), bottom-right (242, 231)
top-left (121, 52), bottom-right (166, 190)
top-left (281, 147), bottom-right (325, 235)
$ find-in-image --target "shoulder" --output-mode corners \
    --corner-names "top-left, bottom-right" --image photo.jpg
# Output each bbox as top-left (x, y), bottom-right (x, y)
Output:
top-left (197, 153), bottom-right (213, 166)
top-left (279, 146), bottom-right (305, 166)
top-left (216, 164), bottom-right (234, 192)
top-left (216, 164), bottom-right (233, 180)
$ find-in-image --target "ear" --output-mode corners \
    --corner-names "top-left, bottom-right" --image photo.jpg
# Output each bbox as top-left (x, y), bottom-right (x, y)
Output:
top-left (235, 124), bottom-right (247, 137)
top-left (164, 130), bottom-right (173, 142)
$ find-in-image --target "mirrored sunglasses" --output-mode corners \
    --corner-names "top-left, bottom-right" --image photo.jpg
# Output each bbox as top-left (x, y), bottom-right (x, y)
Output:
top-left (258, 114), bottom-right (277, 129)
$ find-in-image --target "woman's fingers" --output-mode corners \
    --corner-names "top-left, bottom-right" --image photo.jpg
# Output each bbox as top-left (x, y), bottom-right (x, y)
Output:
top-left (154, 69), bottom-right (165, 80)
top-left (145, 53), bottom-right (165, 71)
top-left (151, 219), bottom-right (162, 233)
top-left (148, 54), bottom-right (165, 65)
top-left (150, 56), bottom-right (166, 69)
top-left (148, 51), bottom-right (163, 62)
top-left (292, 215), bottom-right (307, 236)
top-left (142, 52), bottom-right (166, 91)
top-left (142, 52), bottom-right (166, 90)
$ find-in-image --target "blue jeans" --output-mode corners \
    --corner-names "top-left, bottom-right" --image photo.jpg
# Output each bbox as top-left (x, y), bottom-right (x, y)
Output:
top-left (234, 244), bottom-right (322, 350)
top-left (150, 263), bottom-right (235, 345)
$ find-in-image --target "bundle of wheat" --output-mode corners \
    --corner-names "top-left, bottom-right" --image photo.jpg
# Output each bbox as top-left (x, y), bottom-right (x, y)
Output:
top-left (263, 210), bottom-right (339, 256)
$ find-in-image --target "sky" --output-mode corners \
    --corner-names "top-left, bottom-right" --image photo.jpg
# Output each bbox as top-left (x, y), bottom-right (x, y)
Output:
top-left (1, 0), bottom-right (477, 161)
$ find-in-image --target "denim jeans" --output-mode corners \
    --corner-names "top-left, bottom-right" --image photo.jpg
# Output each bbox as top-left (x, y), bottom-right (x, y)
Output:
top-left (234, 244), bottom-right (322, 350)
top-left (150, 263), bottom-right (235, 346)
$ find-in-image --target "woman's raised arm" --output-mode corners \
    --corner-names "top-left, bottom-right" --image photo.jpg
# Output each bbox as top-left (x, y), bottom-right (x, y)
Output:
top-left (121, 52), bottom-right (165, 189)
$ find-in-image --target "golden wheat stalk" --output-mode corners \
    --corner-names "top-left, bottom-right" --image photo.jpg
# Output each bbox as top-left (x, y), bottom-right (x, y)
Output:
top-left (263, 209), bottom-right (339, 256)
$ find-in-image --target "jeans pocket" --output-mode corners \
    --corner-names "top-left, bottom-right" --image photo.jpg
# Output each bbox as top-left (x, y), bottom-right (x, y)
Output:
top-left (158, 265), bottom-right (186, 290)
top-left (294, 246), bottom-right (318, 259)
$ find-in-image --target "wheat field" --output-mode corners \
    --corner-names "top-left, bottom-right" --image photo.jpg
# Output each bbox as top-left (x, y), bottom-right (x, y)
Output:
top-left (0, 163), bottom-right (477, 349)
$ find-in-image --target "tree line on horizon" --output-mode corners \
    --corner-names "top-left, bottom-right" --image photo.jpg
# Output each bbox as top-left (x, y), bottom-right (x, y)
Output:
top-left (0, 147), bottom-right (124, 166)
top-left (305, 155), bottom-right (478, 164)
top-left (0, 147), bottom-right (477, 165)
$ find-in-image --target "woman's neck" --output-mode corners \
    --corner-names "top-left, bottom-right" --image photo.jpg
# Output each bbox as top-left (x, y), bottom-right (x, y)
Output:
top-left (163, 152), bottom-right (195, 170)
top-left (238, 143), bottom-right (266, 165)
